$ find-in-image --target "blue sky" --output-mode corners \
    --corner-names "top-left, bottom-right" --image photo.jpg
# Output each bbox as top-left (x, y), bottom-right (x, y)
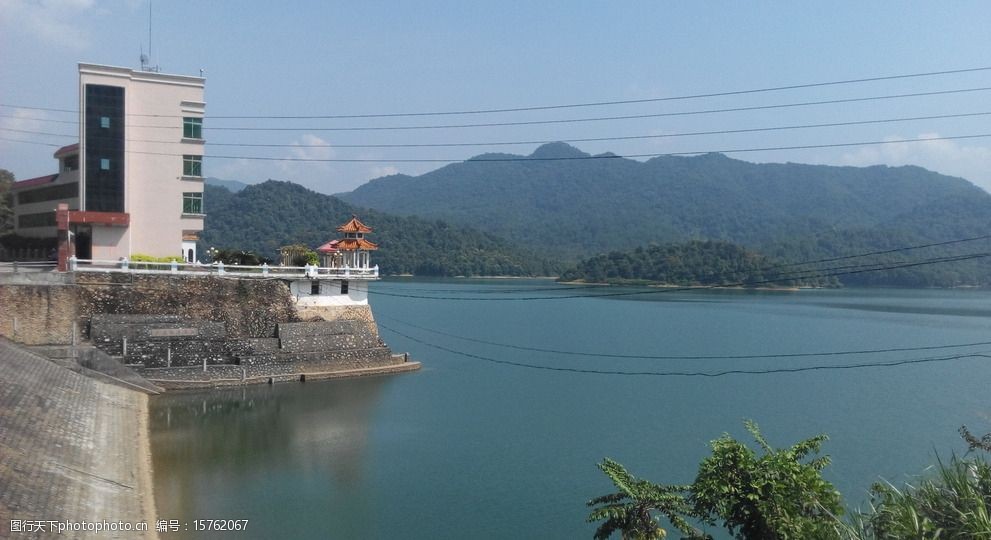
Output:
top-left (2, 1), bottom-right (990, 194)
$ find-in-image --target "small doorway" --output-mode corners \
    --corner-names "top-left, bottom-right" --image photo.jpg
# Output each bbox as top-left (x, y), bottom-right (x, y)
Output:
top-left (74, 226), bottom-right (92, 260)
top-left (181, 240), bottom-right (197, 263)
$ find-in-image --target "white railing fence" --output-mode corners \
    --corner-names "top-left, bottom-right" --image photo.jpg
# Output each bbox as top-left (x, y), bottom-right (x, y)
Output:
top-left (68, 257), bottom-right (379, 279)
top-left (0, 261), bottom-right (58, 273)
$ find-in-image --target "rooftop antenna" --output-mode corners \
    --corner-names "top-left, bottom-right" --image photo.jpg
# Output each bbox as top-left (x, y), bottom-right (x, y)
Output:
top-left (140, 0), bottom-right (160, 72)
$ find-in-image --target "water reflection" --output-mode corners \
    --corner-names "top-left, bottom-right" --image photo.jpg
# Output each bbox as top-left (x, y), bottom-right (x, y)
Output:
top-left (150, 376), bottom-right (394, 538)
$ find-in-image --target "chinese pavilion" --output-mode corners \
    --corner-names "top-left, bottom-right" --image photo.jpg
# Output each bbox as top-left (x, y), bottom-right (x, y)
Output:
top-left (317, 215), bottom-right (378, 269)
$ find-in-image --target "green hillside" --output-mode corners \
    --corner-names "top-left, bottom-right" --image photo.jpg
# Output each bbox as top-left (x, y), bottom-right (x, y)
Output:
top-left (339, 143), bottom-right (990, 257)
top-left (338, 143), bottom-right (991, 286)
top-left (200, 181), bottom-right (560, 277)
top-left (558, 240), bottom-right (832, 287)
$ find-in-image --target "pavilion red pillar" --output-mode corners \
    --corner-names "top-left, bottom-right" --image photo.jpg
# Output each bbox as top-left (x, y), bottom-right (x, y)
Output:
top-left (55, 203), bottom-right (74, 272)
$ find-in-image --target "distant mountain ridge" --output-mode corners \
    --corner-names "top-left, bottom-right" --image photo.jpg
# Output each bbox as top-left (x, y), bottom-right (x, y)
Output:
top-left (205, 177), bottom-right (251, 192)
top-left (339, 143), bottom-right (991, 263)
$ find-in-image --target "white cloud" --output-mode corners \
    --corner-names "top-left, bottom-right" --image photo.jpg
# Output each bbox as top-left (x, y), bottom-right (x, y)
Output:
top-left (263, 133), bottom-right (351, 191)
top-left (839, 133), bottom-right (991, 192)
top-left (0, 0), bottom-right (97, 49)
top-left (368, 165), bottom-right (398, 178)
top-left (279, 134), bottom-right (335, 176)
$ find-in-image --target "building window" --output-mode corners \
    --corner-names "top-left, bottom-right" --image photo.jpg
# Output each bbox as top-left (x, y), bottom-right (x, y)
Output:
top-left (340, 280), bottom-right (349, 294)
top-left (183, 155), bottom-right (202, 177)
top-left (310, 282), bottom-right (320, 295)
top-left (84, 84), bottom-right (124, 212)
top-left (182, 192), bottom-right (203, 214)
top-left (18, 212), bottom-right (57, 228)
top-left (62, 155), bottom-right (78, 171)
top-left (100, 116), bottom-right (110, 128)
top-left (183, 117), bottom-right (203, 139)
top-left (17, 182), bottom-right (79, 204)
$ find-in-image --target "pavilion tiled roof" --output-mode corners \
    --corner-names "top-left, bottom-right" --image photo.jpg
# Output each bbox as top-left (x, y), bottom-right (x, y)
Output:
top-left (316, 240), bottom-right (341, 253)
top-left (337, 216), bottom-right (373, 233)
top-left (336, 238), bottom-right (378, 251)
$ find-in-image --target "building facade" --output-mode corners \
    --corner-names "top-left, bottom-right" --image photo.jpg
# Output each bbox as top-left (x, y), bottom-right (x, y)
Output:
top-left (10, 63), bottom-right (205, 262)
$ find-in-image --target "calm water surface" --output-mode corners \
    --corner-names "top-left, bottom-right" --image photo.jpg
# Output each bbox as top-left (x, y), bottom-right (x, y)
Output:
top-left (151, 281), bottom-right (991, 538)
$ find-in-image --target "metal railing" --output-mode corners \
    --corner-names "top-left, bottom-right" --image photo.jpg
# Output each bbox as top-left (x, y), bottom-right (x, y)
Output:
top-left (68, 257), bottom-right (379, 279)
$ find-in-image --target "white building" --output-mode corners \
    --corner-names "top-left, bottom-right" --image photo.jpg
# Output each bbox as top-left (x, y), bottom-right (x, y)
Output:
top-left (10, 63), bottom-right (206, 262)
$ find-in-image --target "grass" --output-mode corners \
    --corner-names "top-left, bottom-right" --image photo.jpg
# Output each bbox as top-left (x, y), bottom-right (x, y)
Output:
top-left (847, 454), bottom-right (991, 539)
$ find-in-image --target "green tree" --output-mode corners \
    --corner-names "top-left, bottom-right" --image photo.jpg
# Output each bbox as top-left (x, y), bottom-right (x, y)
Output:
top-left (587, 458), bottom-right (702, 540)
top-left (690, 420), bottom-right (843, 540)
top-left (0, 168), bottom-right (13, 234)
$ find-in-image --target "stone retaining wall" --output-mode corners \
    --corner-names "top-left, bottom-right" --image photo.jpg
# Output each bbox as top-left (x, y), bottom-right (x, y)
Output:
top-left (0, 273), bottom-right (418, 388)
top-left (0, 273), bottom-right (77, 345)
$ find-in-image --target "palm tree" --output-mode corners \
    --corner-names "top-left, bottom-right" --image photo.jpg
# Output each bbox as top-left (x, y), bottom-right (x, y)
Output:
top-left (587, 458), bottom-right (705, 540)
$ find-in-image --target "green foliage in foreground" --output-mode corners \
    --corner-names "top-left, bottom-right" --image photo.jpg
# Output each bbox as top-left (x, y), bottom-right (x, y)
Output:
top-left (854, 455), bottom-right (991, 539)
top-left (586, 459), bottom-right (700, 540)
top-left (589, 423), bottom-right (991, 539)
top-left (691, 421), bottom-right (843, 539)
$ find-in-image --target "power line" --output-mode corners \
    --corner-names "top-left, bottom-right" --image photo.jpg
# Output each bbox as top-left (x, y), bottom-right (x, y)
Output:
top-left (0, 128), bottom-right (75, 138)
top-left (7, 110), bottom-right (991, 150)
top-left (6, 86), bottom-right (991, 132)
top-left (379, 322), bottom-right (991, 377)
top-left (759, 235), bottom-right (991, 273)
top-left (0, 115), bottom-right (77, 125)
top-left (3, 65), bottom-right (990, 119)
top-left (367, 251), bottom-right (991, 300)
top-left (377, 314), bottom-right (991, 360)
top-left (5, 131), bottom-right (990, 164)
top-left (0, 136), bottom-right (60, 147)
top-left (114, 133), bottom-right (991, 163)
top-left (185, 87), bottom-right (991, 132)
top-left (372, 231), bottom-right (991, 296)
top-left (207, 66), bottom-right (991, 118)
top-left (207, 111), bottom-right (991, 147)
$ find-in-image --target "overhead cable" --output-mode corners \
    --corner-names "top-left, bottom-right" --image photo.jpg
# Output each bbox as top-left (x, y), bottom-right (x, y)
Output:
top-left (6, 110), bottom-right (991, 149)
top-left (112, 133), bottom-right (991, 163)
top-left (3, 65), bottom-right (990, 119)
top-left (379, 323), bottom-right (991, 377)
top-left (6, 87), bottom-right (991, 131)
top-left (378, 314), bottom-right (991, 360)
top-left (367, 250), bottom-right (991, 300)
top-left (372, 233), bottom-right (991, 296)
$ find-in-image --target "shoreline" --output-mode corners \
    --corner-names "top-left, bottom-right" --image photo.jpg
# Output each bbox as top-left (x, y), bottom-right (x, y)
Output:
top-left (137, 394), bottom-right (159, 540)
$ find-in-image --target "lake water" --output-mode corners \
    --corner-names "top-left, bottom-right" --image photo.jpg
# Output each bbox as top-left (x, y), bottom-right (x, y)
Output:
top-left (150, 280), bottom-right (991, 538)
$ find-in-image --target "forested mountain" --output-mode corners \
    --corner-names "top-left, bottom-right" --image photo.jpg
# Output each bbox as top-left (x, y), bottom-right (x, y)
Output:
top-left (339, 143), bottom-right (991, 286)
top-left (339, 143), bottom-right (991, 259)
top-left (558, 240), bottom-right (832, 287)
top-left (200, 181), bottom-right (560, 277)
